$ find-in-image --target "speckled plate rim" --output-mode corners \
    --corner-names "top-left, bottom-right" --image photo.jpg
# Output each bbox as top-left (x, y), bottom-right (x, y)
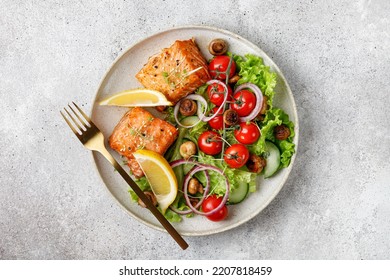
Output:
top-left (90, 25), bottom-right (299, 236)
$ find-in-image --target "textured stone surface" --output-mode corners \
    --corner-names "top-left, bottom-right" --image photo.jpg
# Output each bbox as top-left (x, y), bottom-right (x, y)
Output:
top-left (0, 0), bottom-right (389, 259)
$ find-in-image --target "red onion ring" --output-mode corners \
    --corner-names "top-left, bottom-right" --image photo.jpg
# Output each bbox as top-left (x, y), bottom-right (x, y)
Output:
top-left (233, 83), bottom-right (264, 122)
top-left (170, 169), bottom-right (210, 215)
top-left (169, 160), bottom-right (229, 216)
top-left (182, 165), bottom-right (229, 216)
top-left (173, 95), bottom-right (206, 128)
top-left (169, 160), bottom-right (210, 215)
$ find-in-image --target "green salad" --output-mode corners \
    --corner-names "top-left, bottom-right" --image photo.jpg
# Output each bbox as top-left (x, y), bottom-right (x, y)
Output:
top-left (130, 49), bottom-right (295, 223)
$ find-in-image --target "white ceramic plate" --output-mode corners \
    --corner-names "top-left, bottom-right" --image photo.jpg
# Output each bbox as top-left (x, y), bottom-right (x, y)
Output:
top-left (91, 25), bottom-right (299, 236)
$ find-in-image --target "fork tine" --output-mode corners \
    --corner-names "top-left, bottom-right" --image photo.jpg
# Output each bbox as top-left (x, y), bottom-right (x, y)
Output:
top-left (60, 110), bottom-right (80, 136)
top-left (72, 102), bottom-right (91, 123)
top-left (68, 103), bottom-right (89, 128)
top-left (64, 107), bottom-right (84, 132)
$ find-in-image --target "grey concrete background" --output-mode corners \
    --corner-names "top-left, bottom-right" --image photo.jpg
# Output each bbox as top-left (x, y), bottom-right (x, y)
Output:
top-left (1, 0), bottom-right (389, 259)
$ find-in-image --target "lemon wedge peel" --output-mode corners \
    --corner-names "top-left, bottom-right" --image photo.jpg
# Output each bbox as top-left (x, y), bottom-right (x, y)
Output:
top-left (133, 150), bottom-right (178, 214)
top-left (99, 88), bottom-right (173, 107)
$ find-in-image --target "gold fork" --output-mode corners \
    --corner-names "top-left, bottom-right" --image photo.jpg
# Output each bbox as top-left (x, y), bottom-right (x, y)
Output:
top-left (60, 102), bottom-right (188, 250)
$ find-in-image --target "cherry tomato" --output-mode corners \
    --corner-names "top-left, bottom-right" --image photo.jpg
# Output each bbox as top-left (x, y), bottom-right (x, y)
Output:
top-left (207, 82), bottom-right (232, 106)
top-left (208, 107), bottom-right (225, 130)
top-left (198, 131), bottom-right (223, 155)
top-left (223, 144), bottom-right (250, 168)
top-left (231, 89), bottom-right (256, 117)
top-left (202, 195), bottom-right (228, 222)
top-left (234, 122), bottom-right (260, 145)
top-left (208, 55), bottom-right (236, 80)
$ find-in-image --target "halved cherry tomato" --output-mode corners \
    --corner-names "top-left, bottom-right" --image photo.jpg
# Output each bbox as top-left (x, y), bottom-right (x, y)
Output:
top-left (208, 55), bottom-right (236, 80)
top-left (234, 122), bottom-right (260, 145)
top-left (202, 195), bottom-right (228, 222)
top-left (208, 107), bottom-right (225, 130)
top-left (231, 89), bottom-right (256, 117)
top-left (207, 82), bottom-right (232, 106)
top-left (223, 144), bottom-right (250, 168)
top-left (198, 131), bottom-right (223, 155)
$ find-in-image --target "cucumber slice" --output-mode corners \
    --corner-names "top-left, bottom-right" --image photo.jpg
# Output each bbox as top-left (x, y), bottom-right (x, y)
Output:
top-left (228, 180), bottom-right (249, 204)
top-left (263, 141), bottom-right (281, 178)
top-left (180, 116), bottom-right (200, 126)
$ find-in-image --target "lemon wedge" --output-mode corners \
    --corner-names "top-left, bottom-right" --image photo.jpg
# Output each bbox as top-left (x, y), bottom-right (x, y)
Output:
top-left (99, 88), bottom-right (173, 107)
top-left (133, 150), bottom-right (178, 214)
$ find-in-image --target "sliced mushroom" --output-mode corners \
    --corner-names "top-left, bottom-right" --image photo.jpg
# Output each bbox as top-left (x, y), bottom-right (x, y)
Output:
top-left (180, 141), bottom-right (197, 159)
top-left (223, 109), bottom-right (239, 126)
top-left (188, 178), bottom-right (203, 195)
top-left (228, 74), bottom-right (240, 84)
top-left (246, 154), bottom-right (267, 173)
top-left (274, 124), bottom-right (291, 140)
top-left (179, 99), bottom-right (197, 116)
top-left (208, 39), bottom-right (228, 56)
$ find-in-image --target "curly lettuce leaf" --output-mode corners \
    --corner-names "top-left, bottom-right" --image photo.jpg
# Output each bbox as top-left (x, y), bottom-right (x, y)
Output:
top-left (233, 54), bottom-right (277, 108)
top-left (195, 84), bottom-right (208, 98)
top-left (164, 195), bottom-right (194, 223)
top-left (163, 209), bottom-right (182, 223)
top-left (186, 118), bottom-right (208, 143)
top-left (278, 140), bottom-right (295, 168)
top-left (196, 152), bottom-right (257, 196)
top-left (249, 107), bottom-right (295, 168)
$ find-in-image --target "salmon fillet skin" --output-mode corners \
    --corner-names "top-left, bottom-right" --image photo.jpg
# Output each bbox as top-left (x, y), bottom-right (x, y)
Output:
top-left (135, 38), bottom-right (210, 104)
top-left (109, 107), bottom-right (178, 177)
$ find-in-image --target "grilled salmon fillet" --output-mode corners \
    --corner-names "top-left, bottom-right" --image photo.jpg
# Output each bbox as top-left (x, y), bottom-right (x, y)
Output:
top-left (109, 107), bottom-right (178, 177)
top-left (135, 38), bottom-right (210, 104)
